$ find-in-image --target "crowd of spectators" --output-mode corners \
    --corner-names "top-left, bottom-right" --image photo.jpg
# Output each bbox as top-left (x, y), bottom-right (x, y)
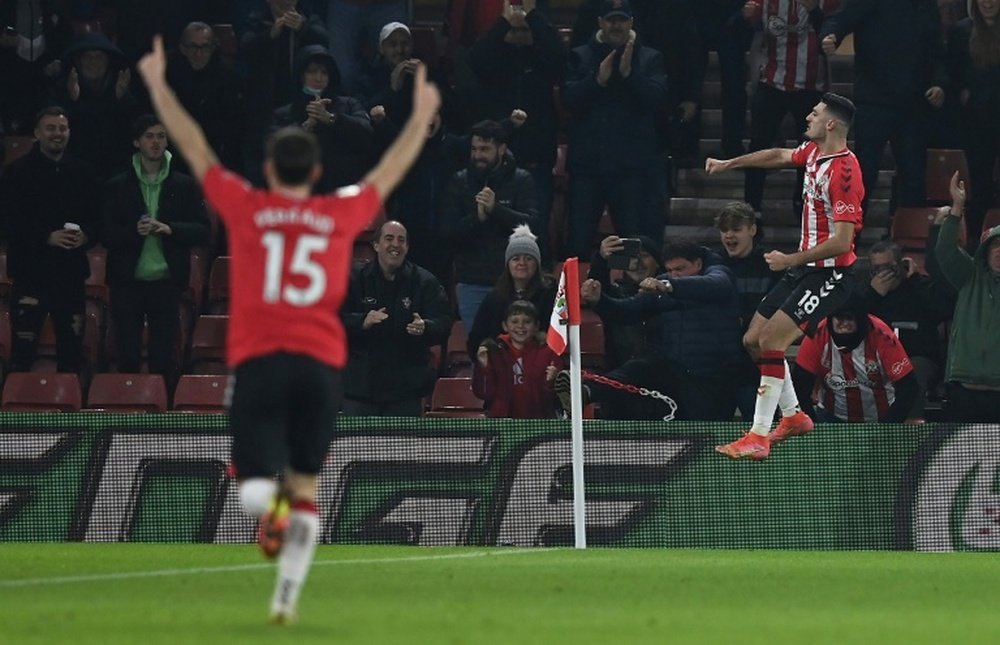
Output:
top-left (0, 0), bottom-right (997, 423)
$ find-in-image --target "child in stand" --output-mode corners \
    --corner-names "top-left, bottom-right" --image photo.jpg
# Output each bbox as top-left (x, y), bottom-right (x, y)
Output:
top-left (472, 300), bottom-right (562, 418)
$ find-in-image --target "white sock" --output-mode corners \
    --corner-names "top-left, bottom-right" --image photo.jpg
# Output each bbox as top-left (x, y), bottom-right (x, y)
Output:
top-left (751, 376), bottom-right (783, 436)
top-left (239, 478), bottom-right (276, 518)
top-left (269, 505), bottom-right (319, 617)
top-left (778, 361), bottom-right (802, 417)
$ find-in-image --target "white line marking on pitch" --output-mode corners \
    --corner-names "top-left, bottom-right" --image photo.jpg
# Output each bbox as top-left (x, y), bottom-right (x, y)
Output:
top-left (0, 549), bottom-right (553, 588)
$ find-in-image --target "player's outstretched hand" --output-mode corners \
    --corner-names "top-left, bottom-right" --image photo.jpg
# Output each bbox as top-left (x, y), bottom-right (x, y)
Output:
top-left (138, 35), bottom-right (167, 89)
top-left (705, 157), bottom-right (729, 174)
top-left (411, 63), bottom-right (441, 125)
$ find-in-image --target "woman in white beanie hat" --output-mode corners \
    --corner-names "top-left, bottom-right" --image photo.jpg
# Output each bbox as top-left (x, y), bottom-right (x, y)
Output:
top-left (465, 225), bottom-right (557, 357)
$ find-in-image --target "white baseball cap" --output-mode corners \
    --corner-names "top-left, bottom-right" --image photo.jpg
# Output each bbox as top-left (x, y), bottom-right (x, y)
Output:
top-left (378, 21), bottom-right (411, 47)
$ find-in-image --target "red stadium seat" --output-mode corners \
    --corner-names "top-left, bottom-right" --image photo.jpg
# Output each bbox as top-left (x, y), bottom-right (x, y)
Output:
top-left (579, 309), bottom-right (606, 369)
top-left (211, 23), bottom-right (239, 62)
top-left (891, 206), bottom-right (966, 252)
top-left (85, 245), bottom-right (109, 305)
top-left (207, 256), bottom-right (230, 314)
top-left (425, 377), bottom-right (484, 418)
top-left (445, 321), bottom-right (470, 376)
top-left (1, 373), bottom-right (82, 411)
top-left (172, 374), bottom-right (229, 413)
top-left (188, 315), bottom-right (228, 374)
top-left (86, 373), bottom-right (168, 412)
top-left (2, 135), bottom-right (35, 171)
top-left (0, 306), bottom-right (10, 365)
top-left (410, 24), bottom-right (438, 64)
top-left (925, 149), bottom-right (970, 204)
top-left (983, 209), bottom-right (1000, 235)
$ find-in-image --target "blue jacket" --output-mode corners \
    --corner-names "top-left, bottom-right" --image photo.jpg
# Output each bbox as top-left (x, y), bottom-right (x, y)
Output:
top-left (593, 248), bottom-right (742, 376)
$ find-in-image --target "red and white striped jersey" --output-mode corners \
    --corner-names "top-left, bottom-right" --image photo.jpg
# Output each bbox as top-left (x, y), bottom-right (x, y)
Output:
top-left (796, 315), bottom-right (914, 422)
top-left (791, 141), bottom-right (864, 267)
top-left (752, 0), bottom-right (840, 92)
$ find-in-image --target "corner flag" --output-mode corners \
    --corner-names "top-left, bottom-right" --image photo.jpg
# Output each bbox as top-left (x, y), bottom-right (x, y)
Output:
top-left (547, 258), bottom-right (580, 355)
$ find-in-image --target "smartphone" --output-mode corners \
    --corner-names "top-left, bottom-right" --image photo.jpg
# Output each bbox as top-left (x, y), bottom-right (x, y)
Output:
top-left (608, 237), bottom-right (642, 270)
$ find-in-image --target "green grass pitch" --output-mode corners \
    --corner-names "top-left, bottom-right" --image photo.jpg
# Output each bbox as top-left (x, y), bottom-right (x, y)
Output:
top-left (2, 544), bottom-right (999, 644)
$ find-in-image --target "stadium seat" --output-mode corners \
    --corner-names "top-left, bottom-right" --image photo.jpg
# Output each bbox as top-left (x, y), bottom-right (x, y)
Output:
top-left (891, 206), bottom-right (966, 252)
top-left (410, 24), bottom-right (438, 64)
top-left (0, 246), bottom-right (11, 303)
top-left (207, 256), bottom-right (230, 314)
top-left (0, 306), bottom-right (10, 365)
top-left (85, 245), bottom-right (109, 305)
top-left (211, 23), bottom-right (239, 62)
top-left (925, 149), bottom-right (970, 204)
top-left (188, 315), bottom-right (228, 374)
top-left (352, 239), bottom-right (376, 264)
top-left (579, 309), bottom-right (606, 369)
top-left (85, 373), bottom-right (168, 412)
top-left (445, 321), bottom-right (470, 376)
top-left (33, 303), bottom-right (105, 372)
top-left (172, 374), bottom-right (229, 413)
top-left (982, 209), bottom-right (1000, 235)
top-left (2, 135), bottom-right (35, 171)
top-left (425, 377), bottom-right (484, 417)
top-left (1, 372), bottom-right (82, 411)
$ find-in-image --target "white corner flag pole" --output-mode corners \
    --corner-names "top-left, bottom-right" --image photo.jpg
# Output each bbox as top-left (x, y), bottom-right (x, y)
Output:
top-left (546, 258), bottom-right (585, 549)
top-left (568, 322), bottom-right (586, 549)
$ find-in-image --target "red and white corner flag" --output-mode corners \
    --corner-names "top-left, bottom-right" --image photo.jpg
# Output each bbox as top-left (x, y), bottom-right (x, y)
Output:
top-left (547, 258), bottom-right (581, 355)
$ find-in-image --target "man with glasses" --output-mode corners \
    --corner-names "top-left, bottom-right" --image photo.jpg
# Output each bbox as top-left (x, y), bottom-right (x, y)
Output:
top-left (166, 22), bottom-right (246, 174)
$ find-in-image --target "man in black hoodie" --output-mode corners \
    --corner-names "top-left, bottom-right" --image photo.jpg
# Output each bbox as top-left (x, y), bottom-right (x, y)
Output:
top-left (0, 106), bottom-right (99, 373)
top-left (270, 45), bottom-right (375, 191)
top-left (439, 119), bottom-right (538, 332)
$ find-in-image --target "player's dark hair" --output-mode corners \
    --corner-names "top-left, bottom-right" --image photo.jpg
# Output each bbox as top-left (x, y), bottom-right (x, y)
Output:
top-left (821, 92), bottom-right (855, 129)
top-left (470, 120), bottom-right (508, 145)
top-left (714, 201), bottom-right (757, 231)
top-left (662, 239), bottom-right (703, 263)
top-left (868, 240), bottom-right (902, 262)
top-left (34, 105), bottom-right (69, 128)
top-left (505, 299), bottom-right (538, 323)
top-left (132, 114), bottom-right (162, 140)
top-left (266, 126), bottom-right (321, 185)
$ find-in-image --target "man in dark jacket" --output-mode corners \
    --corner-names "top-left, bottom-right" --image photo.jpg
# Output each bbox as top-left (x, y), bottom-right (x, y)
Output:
top-left (165, 22), bottom-right (246, 175)
top-left (271, 45), bottom-right (375, 191)
top-left (0, 106), bottom-right (99, 373)
top-left (562, 0), bottom-right (668, 258)
top-left (469, 2), bottom-right (566, 265)
top-left (565, 239), bottom-right (742, 420)
top-left (49, 32), bottom-right (138, 182)
top-left (820, 0), bottom-right (948, 211)
top-left (101, 114), bottom-right (210, 382)
top-left (439, 119), bottom-right (538, 332)
top-left (860, 240), bottom-right (954, 421)
top-left (341, 220), bottom-right (452, 416)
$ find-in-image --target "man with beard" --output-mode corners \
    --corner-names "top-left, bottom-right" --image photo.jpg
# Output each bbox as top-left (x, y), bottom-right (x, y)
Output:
top-left (340, 220), bottom-right (452, 416)
top-left (788, 297), bottom-right (918, 426)
top-left (100, 114), bottom-right (210, 384)
top-left (0, 106), bottom-right (98, 373)
top-left (439, 119), bottom-right (538, 332)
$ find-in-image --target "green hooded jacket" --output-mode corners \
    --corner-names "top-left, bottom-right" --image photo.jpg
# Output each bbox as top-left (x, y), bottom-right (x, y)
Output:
top-left (935, 217), bottom-right (1000, 386)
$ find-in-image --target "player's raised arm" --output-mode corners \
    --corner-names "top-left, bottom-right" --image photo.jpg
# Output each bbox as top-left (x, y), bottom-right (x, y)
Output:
top-left (705, 147), bottom-right (795, 174)
top-left (363, 63), bottom-right (441, 201)
top-left (137, 35), bottom-right (219, 182)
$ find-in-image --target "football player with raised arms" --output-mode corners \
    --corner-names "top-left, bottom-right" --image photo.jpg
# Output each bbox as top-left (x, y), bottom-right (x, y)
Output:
top-left (704, 93), bottom-right (864, 460)
top-left (137, 35), bottom-right (441, 623)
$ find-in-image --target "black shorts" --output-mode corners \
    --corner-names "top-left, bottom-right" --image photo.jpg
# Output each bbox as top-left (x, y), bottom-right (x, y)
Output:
top-left (228, 352), bottom-right (343, 478)
top-left (757, 264), bottom-right (857, 336)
